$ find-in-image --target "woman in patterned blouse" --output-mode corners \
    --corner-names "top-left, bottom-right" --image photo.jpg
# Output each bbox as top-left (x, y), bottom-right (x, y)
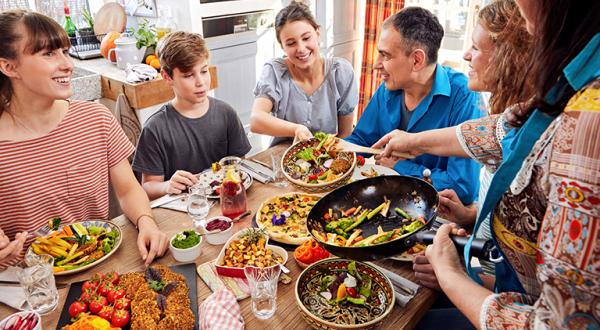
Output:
top-left (374, 0), bottom-right (600, 328)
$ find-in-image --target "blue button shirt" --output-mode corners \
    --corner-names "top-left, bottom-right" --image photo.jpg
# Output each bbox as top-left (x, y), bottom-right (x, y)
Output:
top-left (346, 65), bottom-right (484, 204)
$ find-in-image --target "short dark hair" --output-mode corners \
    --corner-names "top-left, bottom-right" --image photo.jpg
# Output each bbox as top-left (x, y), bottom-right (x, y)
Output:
top-left (384, 7), bottom-right (444, 64)
top-left (274, 1), bottom-right (319, 44)
top-left (157, 31), bottom-right (209, 78)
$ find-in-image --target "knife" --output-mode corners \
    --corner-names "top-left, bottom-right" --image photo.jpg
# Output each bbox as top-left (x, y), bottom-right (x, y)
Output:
top-left (150, 194), bottom-right (186, 208)
top-left (240, 162), bottom-right (273, 183)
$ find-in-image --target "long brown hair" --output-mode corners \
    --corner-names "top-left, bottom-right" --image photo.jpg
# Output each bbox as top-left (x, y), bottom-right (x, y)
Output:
top-left (0, 10), bottom-right (70, 114)
top-left (507, 0), bottom-right (600, 126)
top-left (478, 0), bottom-right (532, 115)
top-left (274, 1), bottom-right (319, 44)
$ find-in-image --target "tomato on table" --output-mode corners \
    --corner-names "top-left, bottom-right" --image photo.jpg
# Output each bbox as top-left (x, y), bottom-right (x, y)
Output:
top-left (114, 297), bottom-right (131, 310)
top-left (107, 286), bottom-right (126, 304)
top-left (68, 301), bottom-right (87, 318)
top-left (98, 305), bottom-right (114, 321)
top-left (111, 309), bottom-right (130, 328)
top-left (89, 295), bottom-right (108, 315)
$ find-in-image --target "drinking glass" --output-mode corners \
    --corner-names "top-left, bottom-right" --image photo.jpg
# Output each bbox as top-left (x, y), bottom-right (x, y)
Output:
top-left (244, 264), bottom-right (281, 320)
top-left (270, 153), bottom-right (289, 188)
top-left (15, 254), bottom-right (58, 314)
top-left (187, 186), bottom-right (211, 229)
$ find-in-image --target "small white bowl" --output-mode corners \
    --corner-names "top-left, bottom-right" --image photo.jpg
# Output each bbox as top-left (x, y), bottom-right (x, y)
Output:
top-left (199, 216), bottom-right (233, 245)
top-left (0, 311), bottom-right (41, 330)
top-left (169, 231), bottom-right (202, 262)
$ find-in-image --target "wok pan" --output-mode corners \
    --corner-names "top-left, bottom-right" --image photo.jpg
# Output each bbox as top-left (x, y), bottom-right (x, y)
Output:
top-left (307, 175), bottom-right (494, 261)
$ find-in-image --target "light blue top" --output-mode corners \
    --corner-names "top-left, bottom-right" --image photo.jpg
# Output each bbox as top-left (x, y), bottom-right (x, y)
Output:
top-left (254, 56), bottom-right (358, 146)
top-left (346, 64), bottom-right (483, 204)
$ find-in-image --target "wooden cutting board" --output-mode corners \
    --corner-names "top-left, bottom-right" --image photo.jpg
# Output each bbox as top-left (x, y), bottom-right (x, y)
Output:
top-left (93, 2), bottom-right (127, 36)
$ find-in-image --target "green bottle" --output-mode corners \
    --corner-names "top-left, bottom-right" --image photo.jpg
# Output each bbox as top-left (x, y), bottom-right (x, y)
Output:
top-left (63, 3), bottom-right (77, 45)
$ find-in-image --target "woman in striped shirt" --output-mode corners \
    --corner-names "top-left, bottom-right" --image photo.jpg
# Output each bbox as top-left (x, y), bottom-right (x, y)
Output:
top-left (0, 10), bottom-right (168, 268)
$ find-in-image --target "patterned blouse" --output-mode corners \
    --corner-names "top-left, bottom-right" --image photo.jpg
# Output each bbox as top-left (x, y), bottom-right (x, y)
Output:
top-left (457, 79), bottom-right (600, 329)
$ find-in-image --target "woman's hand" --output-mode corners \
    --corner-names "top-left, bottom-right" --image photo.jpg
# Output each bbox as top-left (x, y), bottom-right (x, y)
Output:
top-left (372, 129), bottom-right (420, 161)
top-left (438, 189), bottom-right (478, 226)
top-left (136, 216), bottom-right (169, 267)
top-left (413, 253), bottom-right (442, 290)
top-left (0, 229), bottom-right (27, 261)
top-left (165, 170), bottom-right (198, 195)
top-left (293, 125), bottom-right (313, 143)
top-left (425, 224), bottom-right (467, 278)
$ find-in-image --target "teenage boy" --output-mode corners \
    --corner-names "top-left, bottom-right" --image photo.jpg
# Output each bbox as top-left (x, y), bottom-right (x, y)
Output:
top-left (133, 32), bottom-right (251, 200)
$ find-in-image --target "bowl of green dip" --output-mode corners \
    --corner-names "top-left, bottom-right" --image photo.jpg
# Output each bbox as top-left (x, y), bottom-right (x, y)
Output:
top-left (169, 230), bottom-right (202, 262)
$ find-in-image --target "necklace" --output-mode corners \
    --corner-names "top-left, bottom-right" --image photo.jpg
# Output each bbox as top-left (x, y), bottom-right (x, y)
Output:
top-left (5, 110), bottom-right (37, 134)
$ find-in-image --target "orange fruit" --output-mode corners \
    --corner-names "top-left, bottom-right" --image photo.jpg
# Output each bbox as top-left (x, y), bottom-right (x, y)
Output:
top-left (145, 55), bottom-right (156, 65)
top-left (149, 58), bottom-right (161, 69)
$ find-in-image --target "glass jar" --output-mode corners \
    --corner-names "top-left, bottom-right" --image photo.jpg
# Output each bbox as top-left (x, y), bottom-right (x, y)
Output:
top-left (156, 6), bottom-right (177, 40)
top-left (219, 156), bottom-right (248, 219)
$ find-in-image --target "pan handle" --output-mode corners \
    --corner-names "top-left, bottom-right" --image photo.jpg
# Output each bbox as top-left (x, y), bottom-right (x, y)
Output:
top-left (412, 230), bottom-right (496, 262)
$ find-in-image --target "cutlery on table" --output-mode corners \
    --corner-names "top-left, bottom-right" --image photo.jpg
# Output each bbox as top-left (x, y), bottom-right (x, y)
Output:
top-left (150, 193), bottom-right (187, 208)
top-left (333, 139), bottom-right (415, 159)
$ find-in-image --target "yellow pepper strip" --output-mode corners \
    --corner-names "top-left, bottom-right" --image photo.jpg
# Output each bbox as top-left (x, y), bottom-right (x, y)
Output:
top-left (31, 243), bottom-right (44, 255)
top-left (67, 243), bottom-right (79, 258)
top-left (53, 266), bottom-right (64, 273)
top-left (49, 237), bottom-right (72, 250)
top-left (57, 251), bottom-right (84, 266)
top-left (49, 246), bottom-right (68, 258)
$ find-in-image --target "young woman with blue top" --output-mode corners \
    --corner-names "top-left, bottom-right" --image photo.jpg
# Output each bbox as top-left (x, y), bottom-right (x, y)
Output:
top-left (249, 1), bottom-right (358, 146)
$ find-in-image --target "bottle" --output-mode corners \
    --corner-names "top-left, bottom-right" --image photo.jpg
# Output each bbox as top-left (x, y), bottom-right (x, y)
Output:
top-left (155, 6), bottom-right (177, 40)
top-left (219, 156), bottom-right (248, 219)
top-left (63, 2), bottom-right (77, 45)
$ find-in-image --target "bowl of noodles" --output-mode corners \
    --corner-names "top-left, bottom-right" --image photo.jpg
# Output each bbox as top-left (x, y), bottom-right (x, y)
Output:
top-left (295, 258), bottom-right (395, 329)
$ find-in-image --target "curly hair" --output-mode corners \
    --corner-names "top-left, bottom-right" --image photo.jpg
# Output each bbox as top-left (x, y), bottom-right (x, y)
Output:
top-left (478, 0), bottom-right (533, 115)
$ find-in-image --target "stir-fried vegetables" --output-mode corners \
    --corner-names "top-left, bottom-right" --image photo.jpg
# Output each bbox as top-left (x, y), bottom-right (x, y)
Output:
top-left (319, 261), bottom-right (372, 306)
top-left (314, 198), bottom-right (426, 247)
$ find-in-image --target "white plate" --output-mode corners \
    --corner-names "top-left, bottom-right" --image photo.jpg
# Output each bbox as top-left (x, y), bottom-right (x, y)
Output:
top-left (26, 220), bottom-right (122, 275)
top-left (196, 168), bottom-right (253, 199)
top-left (351, 164), bottom-right (399, 181)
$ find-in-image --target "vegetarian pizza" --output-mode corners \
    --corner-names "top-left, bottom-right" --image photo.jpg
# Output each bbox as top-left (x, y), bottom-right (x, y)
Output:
top-left (256, 193), bottom-right (321, 245)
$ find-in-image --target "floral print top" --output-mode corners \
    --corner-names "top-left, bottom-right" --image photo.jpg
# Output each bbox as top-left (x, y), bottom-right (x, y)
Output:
top-left (457, 79), bottom-right (600, 329)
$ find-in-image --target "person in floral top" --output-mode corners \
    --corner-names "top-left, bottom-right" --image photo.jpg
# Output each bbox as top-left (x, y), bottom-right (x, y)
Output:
top-left (373, 0), bottom-right (600, 328)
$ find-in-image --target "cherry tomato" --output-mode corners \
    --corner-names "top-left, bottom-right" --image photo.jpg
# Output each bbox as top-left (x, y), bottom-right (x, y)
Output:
top-left (346, 287), bottom-right (358, 298)
top-left (97, 281), bottom-right (113, 297)
top-left (98, 305), bottom-right (114, 321)
top-left (89, 295), bottom-right (108, 315)
top-left (82, 280), bottom-right (99, 292)
top-left (308, 174), bottom-right (318, 181)
top-left (104, 271), bottom-right (120, 285)
top-left (111, 309), bottom-right (130, 328)
top-left (68, 301), bottom-right (87, 318)
top-left (91, 272), bottom-right (106, 282)
top-left (79, 288), bottom-right (94, 305)
top-left (107, 287), bottom-right (126, 304)
top-left (114, 297), bottom-right (131, 310)
top-left (357, 155), bottom-right (365, 166)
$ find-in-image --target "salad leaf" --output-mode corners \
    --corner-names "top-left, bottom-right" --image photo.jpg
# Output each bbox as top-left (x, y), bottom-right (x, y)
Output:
top-left (87, 226), bottom-right (103, 235)
top-left (359, 278), bottom-right (372, 298)
top-left (314, 131), bottom-right (328, 141)
top-left (296, 148), bottom-right (314, 162)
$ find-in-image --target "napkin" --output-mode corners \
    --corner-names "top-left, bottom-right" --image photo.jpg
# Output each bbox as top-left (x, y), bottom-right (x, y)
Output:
top-left (0, 267), bottom-right (29, 311)
top-left (125, 63), bottom-right (159, 83)
top-left (199, 289), bottom-right (245, 330)
top-left (240, 159), bottom-right (274, 184)
top-left (367, 262), bottom-right (420, 307)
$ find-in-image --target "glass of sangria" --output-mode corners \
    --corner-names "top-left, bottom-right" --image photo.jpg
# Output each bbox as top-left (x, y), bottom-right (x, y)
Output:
top-left (219, 156), bottom-right (248, 219)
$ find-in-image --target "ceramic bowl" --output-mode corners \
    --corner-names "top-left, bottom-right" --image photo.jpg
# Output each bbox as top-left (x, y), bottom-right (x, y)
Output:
top-left (295, 258), bottom-right (395, 330)
top-left (0, 311), bottom-right (41, 330)
top-left (169, 231), bottom-right (202, 262)
top-left (199, 216), bottom-right (233, 245)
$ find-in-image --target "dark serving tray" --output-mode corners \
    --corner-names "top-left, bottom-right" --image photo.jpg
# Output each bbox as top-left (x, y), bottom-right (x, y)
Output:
top-left (56, 263), bottom-right (199, 330)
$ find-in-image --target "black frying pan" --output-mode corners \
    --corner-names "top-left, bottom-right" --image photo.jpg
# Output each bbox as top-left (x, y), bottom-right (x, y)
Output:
top-left (307, 175), bottom-right (494, 261)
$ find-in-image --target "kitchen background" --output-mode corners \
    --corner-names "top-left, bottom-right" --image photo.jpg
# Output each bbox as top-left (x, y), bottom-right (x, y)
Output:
top-left (1, 0), bottom-right (489, 155)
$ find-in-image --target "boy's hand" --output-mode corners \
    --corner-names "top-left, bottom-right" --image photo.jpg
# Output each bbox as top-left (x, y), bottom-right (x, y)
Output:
top-left (293, 125), bottom-right (313, 144)
top-left (165, 170), bottom-right (198, 195)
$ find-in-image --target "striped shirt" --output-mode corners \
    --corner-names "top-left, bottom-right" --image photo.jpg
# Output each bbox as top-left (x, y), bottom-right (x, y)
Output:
top-left (0, 100), bottom-right (134, 268)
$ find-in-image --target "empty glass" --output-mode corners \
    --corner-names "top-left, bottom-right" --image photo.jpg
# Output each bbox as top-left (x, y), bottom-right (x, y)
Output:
top-left (270, 153), bottom-right (288, 188)
top-left (187, 185), bottom-right (211, 230)
top-left (244, 264), bottom-right (281, 320)
top-left (15, 254), bottom-right (58, 314)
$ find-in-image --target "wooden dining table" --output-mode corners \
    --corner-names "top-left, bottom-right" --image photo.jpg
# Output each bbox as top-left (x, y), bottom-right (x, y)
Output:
top-left (0, 144), bottom-right (437, 329)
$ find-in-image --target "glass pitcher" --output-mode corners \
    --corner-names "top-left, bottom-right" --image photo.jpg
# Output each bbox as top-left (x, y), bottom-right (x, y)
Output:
top-left (219, 156), bottom-right (248, 219)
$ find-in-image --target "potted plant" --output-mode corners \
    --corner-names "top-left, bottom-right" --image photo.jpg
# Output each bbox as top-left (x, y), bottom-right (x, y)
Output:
top-left (76, 8), bottom-right (96, 45)
top-left (128, 19), bottom-right (157, 58)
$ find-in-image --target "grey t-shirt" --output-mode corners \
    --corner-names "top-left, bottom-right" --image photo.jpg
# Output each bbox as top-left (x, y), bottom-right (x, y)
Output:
top-left (399, 99), bottom-right (414, 131)
top-left (254, 56), bottom-right (358, 146)
top-left (132, 97), bottom-right (251, 179)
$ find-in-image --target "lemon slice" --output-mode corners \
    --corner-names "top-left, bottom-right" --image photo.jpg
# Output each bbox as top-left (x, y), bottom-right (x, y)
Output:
top-left (225, 169), bottom-right (242, 184)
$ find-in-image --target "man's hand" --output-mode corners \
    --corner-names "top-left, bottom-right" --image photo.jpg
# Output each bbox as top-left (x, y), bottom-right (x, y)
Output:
top-left (165, 170), bottom-right (198, 195)
top-left (136, 217), bottom-right (168, 267)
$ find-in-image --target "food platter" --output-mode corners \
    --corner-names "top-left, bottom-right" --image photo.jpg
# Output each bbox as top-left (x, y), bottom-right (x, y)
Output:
top-left (26, 220), bottom-right (122, 275)
top-left (255, 192), bottom-right (321, 246)
top-left (196, 168), bottom-right (253, 199)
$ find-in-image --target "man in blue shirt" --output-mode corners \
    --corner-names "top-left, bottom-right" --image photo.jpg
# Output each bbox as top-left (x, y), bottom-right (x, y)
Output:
top-left (346, 7), bottom-right (482, 204)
